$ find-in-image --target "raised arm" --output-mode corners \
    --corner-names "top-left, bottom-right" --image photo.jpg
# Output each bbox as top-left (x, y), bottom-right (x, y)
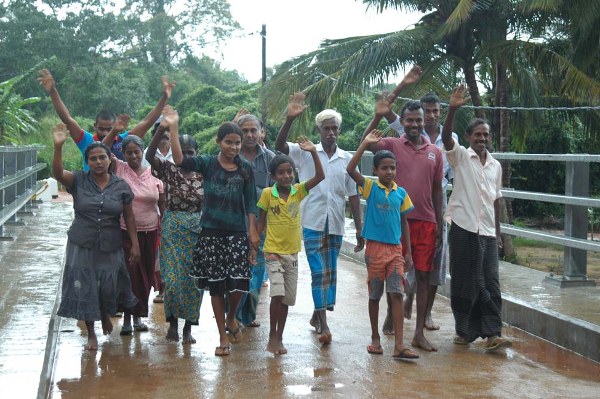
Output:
top-left (349, 129), bottom-right (384, 186)
top-left (52, 123), bottom-right (75, 188)
top-left (275, 92), bottom-right (307, 154)
top-left (128, 76), bottom-right (175, 138)
top-left (38, 69), bottom-right (83, 141)
top-left (443, 84), bottom-right (470, 150)
top-left (101, 114), bottom-right (130, 147)
top-left (146, 106), bottom-right (178, 169)
top-left (296, 136), bottom-right (324, 190)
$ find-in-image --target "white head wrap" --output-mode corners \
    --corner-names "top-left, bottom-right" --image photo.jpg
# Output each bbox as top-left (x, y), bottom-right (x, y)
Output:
top-left (315, 109), bottom-right (342, 128)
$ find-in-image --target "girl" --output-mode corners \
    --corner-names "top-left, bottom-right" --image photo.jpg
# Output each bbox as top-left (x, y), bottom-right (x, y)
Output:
top-left (256, 137), bottom-right (324, 355)
top-left (175, 122), bottom-right (259, 356)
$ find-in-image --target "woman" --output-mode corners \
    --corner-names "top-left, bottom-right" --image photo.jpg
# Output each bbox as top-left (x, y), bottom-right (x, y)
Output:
top-left (175, 122), bottom-right (259, 356)
top-left (106, 133), bottom-right (165, 335)
top-left (52, 123), bottom-right (139, 350)
top-left (145, 107), bottom-right (204, 344)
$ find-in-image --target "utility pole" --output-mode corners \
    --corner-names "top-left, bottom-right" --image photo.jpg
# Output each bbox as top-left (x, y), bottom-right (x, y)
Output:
top-left (261, 24), bottom-right (267, 128)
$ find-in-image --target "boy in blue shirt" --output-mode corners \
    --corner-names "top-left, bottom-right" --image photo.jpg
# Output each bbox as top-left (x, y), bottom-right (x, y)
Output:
top-left (346, 129), bottom-right (419, 359)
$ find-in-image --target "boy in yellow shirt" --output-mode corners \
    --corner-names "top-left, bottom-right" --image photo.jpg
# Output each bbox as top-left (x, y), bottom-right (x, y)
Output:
top-left (257, 137), bottom-right (325, 355)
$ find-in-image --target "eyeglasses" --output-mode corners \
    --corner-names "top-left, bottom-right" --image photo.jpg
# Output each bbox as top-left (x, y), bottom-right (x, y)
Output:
top-left (97, 126), bottom-right (113, 133)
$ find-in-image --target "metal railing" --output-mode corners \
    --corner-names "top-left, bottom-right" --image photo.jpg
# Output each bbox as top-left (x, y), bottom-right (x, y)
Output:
top-left (355, 151), bottom-right (600, 287)
top-left (0, 145), bottom-right (46, 240)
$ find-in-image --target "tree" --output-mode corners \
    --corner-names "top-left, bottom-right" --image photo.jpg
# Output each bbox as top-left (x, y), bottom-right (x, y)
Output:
top-left (0, 69), bottom-right (40, 144)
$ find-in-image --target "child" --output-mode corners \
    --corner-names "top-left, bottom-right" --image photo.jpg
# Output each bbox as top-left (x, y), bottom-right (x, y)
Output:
top-left (346, 129), bottom-right (419, 359)
top-left (175, 122), bottom-right (259, 357)
top-left (256, 137), bottom-right (325, 355)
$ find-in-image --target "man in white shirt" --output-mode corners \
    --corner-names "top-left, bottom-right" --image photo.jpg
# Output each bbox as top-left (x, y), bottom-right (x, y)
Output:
top-left (275, 93), bottom-right (363, 345)
top-left (441, 84), bottom-right (511, 351)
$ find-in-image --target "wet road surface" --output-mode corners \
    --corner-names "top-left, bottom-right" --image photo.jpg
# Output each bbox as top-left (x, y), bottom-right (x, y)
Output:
top-left (1, 198), bottom-right (600, 398)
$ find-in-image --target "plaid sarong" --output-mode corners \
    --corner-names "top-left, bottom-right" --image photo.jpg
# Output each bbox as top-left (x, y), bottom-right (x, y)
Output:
top-left (302, 227), bottom-right (343, 311)
top-left (449, 222), bottom-right (503, 341)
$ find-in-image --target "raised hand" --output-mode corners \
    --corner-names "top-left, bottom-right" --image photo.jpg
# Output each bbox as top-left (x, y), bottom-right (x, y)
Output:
top-left (363, 129), bottom-right (384, 145)
top-left (161, 75), bottom-right (176, 99)
top-left (374, 95), bottom-right (393, 117)
top-left (114, 114), bottom-right (130, 132)
top-left (37, 69), bottom-right (55, 93)
top-left (401, 65), bottom-right (422, 86)
top-left (297, 135), bottom-right (316, 152)
top-left (449, 83), bottom-right (470, 108)
top-left (233, 108), bottom-right (249, 124)
top-left (52, 123), bottom-right (69, 146)
top-left (161, 105), bottom-right (179, 128)
top-left (287, 92), bottom-right (308, 118)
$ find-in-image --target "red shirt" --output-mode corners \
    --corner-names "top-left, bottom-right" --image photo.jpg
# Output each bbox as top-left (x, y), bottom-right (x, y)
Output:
top-left (376, 135), bottom-right (443, 223)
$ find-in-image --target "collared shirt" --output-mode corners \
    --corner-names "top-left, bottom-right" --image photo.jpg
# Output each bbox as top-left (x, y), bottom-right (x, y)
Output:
top-left (67, 170), bottom-right (133, 252)
top-left (389, 117), bottom-right (459, 190)
top-left (444, 140), bottom-right (502, 237)
top-left (74, 130), bottom-right (130, 171)
top-left (258, 182), bottom-right (309, 254)
top-left (287, 142), bottom-right (357, 236)
top-left (142, 147), bottom-right (173, 169)
top-left (240, 144), bottom-right (276, 200)
top-left (359, 178), bottom-right (413, 244)
top-left (377, 136), bottom-right (443, 223)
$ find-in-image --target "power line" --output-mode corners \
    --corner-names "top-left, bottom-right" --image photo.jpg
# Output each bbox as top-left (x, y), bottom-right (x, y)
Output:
top-left (317, 73), bottom-right (600, 112)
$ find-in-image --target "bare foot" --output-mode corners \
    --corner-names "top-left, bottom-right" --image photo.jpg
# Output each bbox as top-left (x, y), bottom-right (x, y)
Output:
top-left (404, 293), bottom-right (414, 319)
top-left (382, 315), bottom-right (394, 335)
top-left (411, 335), bottom-right (438, 352)
top-left (166, 324), bottom-right (179, 342)
top-left (182, 333), bottom-right (196, 344)
top-left (276, 344), bottom-right (288, 355)
top-left (85, 336), bottom-right (98, 351)
top-left (319, 330), bottom-right (332, 345)
top-left (266, 335), bottom-right (279, 354)
top-left (424, 315), bottom-right (440, 331)
top-left (309, 313), bottom-right (322, 334)
top-left (101, 314), bottom-right (113, 335)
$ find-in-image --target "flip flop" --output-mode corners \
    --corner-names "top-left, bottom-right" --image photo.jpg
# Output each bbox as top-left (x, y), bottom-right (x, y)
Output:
top-left (393, 348), bottom-right (419, 359)
top-left (453, 336), bottom-right (471, 345)
top-left (120, 325), bottom-right (133, 336)
top-left (367, 344), bottom-right (384, 355)
top-left (215, 345), bottom-right (231, 356)
top-left (133, 322), bottom-right (149, 332)
top-left (246, 320), bottom-right (260, 328)
top-left (227, 323), bottom-right (242, 342)
top-left (485, 337), bottom-right (512, 351)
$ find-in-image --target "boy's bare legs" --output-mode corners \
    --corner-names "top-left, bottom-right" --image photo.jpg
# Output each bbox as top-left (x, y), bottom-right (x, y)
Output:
top-left (277, 303), bottom-right (289, 354)
top-left (368, 298), bottom-right (382, 350)
top-left (211, 295), bottom-right (230, 351)
top-left (84, 321), bottom-right (98, 350)
top-left (390, 293), bottom-right (418, 357)
top-left (267, 296), bottom-right (283, 353)
top-left (382, 294), bottom-right (394, 335)
top-left (225, 291), bottom-right (243, 342)
top-left (425, 285), bottom-right (440, 330)
top-left (404, 292), bottom-right (414, 319)
top-left (412, 270), bottom-right (437, 351)
top-left (167, 319), bottom-right (179, 341)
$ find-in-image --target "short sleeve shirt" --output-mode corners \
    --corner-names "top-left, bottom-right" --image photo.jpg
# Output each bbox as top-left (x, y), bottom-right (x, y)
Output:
top-left (75, 130), bottom-right (130, 171)
top-left (377, 136), bottom-right (443, 223)
top-left (258, 182), bottom-right (309, 254)
top-left (359, 178), bottom-right (413, 244)
top-left (180, 155), bottom-right (257, 232)
top-left (288, 142), bottom-right (357, 236)
top-left (67, 171), bottom-right (133, 252)
top-left (114, 160), bottom-right (164, 231)
top-left (152, 158), bottom-right (204, 213)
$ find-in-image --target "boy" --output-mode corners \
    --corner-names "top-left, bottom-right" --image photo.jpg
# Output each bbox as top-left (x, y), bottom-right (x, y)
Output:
top-left (346, 129), bottom-right (419, 359)
top-left (257, 137), bottom-right (324, 355)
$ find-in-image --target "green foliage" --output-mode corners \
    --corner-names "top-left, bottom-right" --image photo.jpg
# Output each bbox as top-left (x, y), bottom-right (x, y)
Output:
top-left (0, 68), bottom-right (42, 144)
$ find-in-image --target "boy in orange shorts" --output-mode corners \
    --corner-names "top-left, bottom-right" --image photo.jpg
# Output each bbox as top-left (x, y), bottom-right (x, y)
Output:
top-left (346, 130), bottom-right (419, 359)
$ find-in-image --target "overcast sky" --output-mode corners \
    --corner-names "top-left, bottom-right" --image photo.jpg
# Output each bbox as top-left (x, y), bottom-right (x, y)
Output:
top-left (204, 0), bottom-right (423, 82)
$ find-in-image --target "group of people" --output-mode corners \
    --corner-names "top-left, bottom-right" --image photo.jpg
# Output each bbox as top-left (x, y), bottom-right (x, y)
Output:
top-left (40, 64), bottom-right (510, 358)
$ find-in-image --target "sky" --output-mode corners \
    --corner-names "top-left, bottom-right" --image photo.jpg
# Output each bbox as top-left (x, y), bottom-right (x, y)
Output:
top-left (204, 0), bottom-right (423, 83)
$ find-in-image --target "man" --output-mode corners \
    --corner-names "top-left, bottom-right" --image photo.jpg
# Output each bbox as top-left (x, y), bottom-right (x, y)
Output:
top-left (38, 69), bottom-right (174, 169)
top-left (275, 93), bottom-right (363, 345)
top-left (361, 66), bottom-right (443, 352)
top-left (385, 93), bottom-right (459, 331)
top-left (236, 113), bottom-right (276, 328)
top-left (142, 116), bottom-right (173, 169)
top-left (442, 84), bottom-right (511, 351)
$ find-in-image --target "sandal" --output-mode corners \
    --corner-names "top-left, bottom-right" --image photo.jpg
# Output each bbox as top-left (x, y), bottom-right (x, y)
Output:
top-left (453, 336), bottom-right (471, 345)
top-left (485, 336), bottom-right (512, 351)
top-left (226, 322), bottom-right (242, 342)
top-left (215, 345), bottom-right (231, 356)
top-left (133, 322), bottom-right (149, 332)
top-left (393, 347), bottom-right (419, 359)
top-left (153, 294), bottom-right (164, 303)
top-left (246, 320), bottom-right (260, 328)
top-left (120, 325), bottom-right (133, 336)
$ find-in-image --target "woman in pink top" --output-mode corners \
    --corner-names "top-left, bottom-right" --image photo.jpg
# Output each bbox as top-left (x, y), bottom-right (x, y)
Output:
top-left (111, 134), bottom-right (165, 335)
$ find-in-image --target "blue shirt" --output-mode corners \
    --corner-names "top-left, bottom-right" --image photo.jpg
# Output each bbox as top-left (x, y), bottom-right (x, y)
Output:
top-left (359, 178), bottom-right (413, 245)
top-left (75, 130), bottom-right (130, 171)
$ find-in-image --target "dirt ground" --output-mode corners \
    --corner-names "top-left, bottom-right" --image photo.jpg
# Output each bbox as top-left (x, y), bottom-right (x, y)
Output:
top-left (512, 243), bottom-right (600, 280)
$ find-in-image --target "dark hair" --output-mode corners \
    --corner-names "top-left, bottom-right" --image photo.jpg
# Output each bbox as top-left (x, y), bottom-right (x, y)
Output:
top-left (373, 150), bottom-right (396, 168)
top-left (121, 135), bottom-right (144, 152)
top-left (95, 109), bottom-right (116, 123)
top-left (420, 93), bottom-right (441, 105)
top-left (216, 122), bottom-right (249, 181)
top-left (269, 154), bottom-right (295, 175)
top-left (84, 142), bottom-right (111, 163)
top-left (179, 134), bottom-right (198, 151)
top-left (400, 101), bottom-right (422, 118)
top-left (465, 118), bottom-right (490, 135)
